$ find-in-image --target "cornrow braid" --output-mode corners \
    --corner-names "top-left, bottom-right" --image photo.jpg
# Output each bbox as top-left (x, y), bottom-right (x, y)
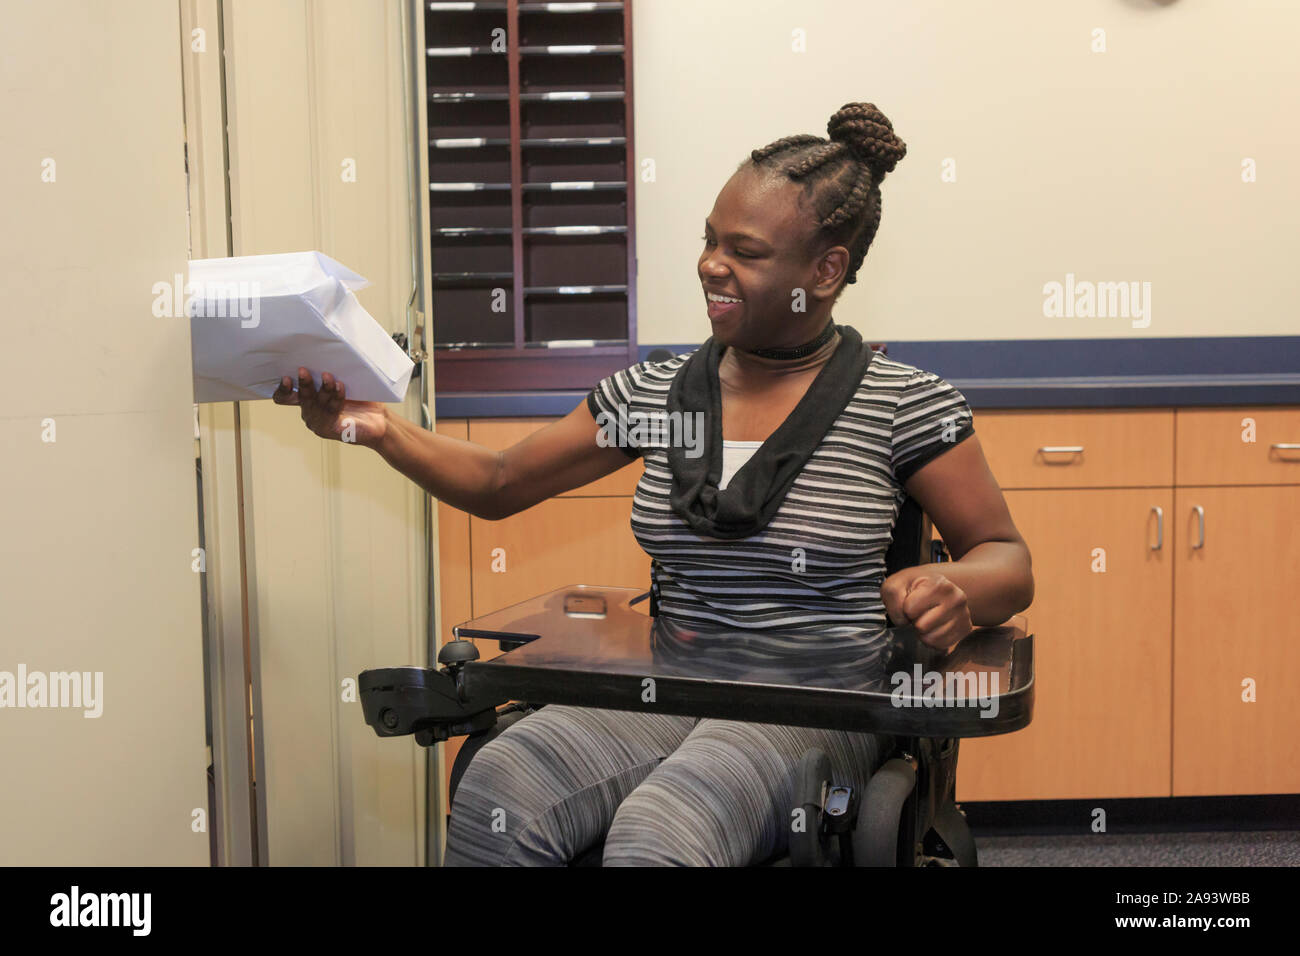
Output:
top-left (747, 103), bottom-right (907, 287)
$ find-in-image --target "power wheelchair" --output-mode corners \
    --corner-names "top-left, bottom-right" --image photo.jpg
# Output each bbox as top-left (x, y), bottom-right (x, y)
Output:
top-left (358, 495), bottom-right (1034, 866)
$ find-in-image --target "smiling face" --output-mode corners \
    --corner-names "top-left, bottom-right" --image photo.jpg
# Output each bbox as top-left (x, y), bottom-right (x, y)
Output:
top-left (698, 164), bottom-right (850, 351)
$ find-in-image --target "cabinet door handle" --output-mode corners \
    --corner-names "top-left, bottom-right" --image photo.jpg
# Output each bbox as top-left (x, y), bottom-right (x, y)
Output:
top-left (1150, 506), bottom-right (1163, 551)
top-left (1192, 505), bottom-right (1205, 549)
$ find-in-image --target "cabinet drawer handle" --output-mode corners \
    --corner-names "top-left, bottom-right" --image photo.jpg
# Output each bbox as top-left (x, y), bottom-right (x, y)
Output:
top-left (1150, 506), bottom-right (1163, 551)
top-left (1192, 505), bottom-right (1205, 549)
top-left (1038, 445), bottom-right (1083, 463)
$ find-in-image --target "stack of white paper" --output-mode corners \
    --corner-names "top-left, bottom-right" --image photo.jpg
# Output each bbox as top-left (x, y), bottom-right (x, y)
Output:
top-left (188, 251), bottom-right (415, 403)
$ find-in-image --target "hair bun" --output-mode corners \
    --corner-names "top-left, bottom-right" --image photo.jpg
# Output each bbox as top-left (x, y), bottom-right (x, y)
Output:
top-left (828, 103), bottom-right (907, 179)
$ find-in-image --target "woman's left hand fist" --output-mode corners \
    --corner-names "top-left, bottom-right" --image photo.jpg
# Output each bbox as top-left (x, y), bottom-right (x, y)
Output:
top-left (881, 568), bottom-right (974, 651)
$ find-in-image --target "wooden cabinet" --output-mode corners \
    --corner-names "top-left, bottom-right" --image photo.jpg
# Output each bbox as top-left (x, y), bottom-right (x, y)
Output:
top-left (974, 409), bottom-right (1174, 488)
top-left (959, 488), bottom-right (1174, 800)
top-left (466, 417), bottom-right (647, 610)
top-left (1171, 485), bottom-right (1300, 795)
top-left (469, 497), bottom-right (649, 611)
top-left (1175, 408), bottom-right (1300, 486)
top-left (435, 415), bottom-right (644, 802)
top-left (964, 405), bottom-right (1300, 802)
top-left (469, 418), bottom-right (642, 496)
top-left (961, 407), bottom-right (1176, 801)
top-left (1170, 405), bottom-right (1300, 795)
top-left (435, 405), bottom-right (1300, 804)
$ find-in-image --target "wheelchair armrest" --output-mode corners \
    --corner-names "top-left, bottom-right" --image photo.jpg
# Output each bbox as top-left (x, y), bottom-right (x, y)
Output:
top-left (357, 666), bottom-right (508, 746)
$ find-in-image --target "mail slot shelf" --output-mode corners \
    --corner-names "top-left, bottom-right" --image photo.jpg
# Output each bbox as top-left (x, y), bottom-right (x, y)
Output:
top-left (437, 225), bottom-right (626, 236)
top-left (523, 190), bottom-right (624, 230)
top-left (520, 90), bottom-right (624, 101)
top-left (428, 237), bottom-right (512, 273)
top-left (427, 46), bottom-right (506, 57)
top-left (520, 105), bottom-right (624, 141)
top-left (423, 0), bottom-right (637, 390)
top-left (529, 225), bottom-right (626, 235)
top-left (519, 4), bottom-right (626, 45)
top-left (434, 270), bottom-right (513, 279)
top-left (524, 235), bottom-right (625, 289)
top-left (523, 155), bottom-right (624, 185)
top-left (434, 342), bottom-right (516, 350)
top-left (425, 3), bottom-right (625, 17)
top-left (523, 339), bottom-right (627, 349)
top-left (524, 136), bottom-right (625, 147)
top-left (428, 1), bottom-right (507, 10)
top-left (430, 90), bottom-right (624, 103)
top-left (520, 45), bottom-right (624, 55)
top-left (429, 136), bottom-right (627, 149)
top-left (519, 2), bottom-right (624, 10)
top-left (431, 137), bottom-right (511, 148)
top-left (522, 181), bottom-right (625, 190)
top-left (429, 146), bottom-right (511, 182)
top-left (431, 182), bottom-right (512, 191)
top-left (524, 285), bottom-right (627, 295)
top-left (527, 300), bottom-right (627, 342)
top-left (429, 91), bottom-right (511, 102)
top-left (428, 104), bottom-right (511, 143)
top-left (427, 36), bottom-right (506, 84)
top-left (436, 226), bottom-right (514, 236)
top-left (426, 1), bottom-right (626, 10)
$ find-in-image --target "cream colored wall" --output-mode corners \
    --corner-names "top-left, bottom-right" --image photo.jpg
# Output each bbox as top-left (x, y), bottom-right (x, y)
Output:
top-left (631, 0), bottom-right (1300, 345)
top-left (221, 0), bottom-right (432, 865)
top-left (0, 0), bottom-right (208, 864)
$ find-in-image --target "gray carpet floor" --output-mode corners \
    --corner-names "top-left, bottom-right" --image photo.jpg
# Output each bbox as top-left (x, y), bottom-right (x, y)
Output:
top-left (975, 829), bottom-right (1300, 866)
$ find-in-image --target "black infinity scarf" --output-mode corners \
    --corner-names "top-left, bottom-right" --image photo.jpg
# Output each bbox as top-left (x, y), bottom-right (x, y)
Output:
top-left (665, 323), bottom-right (879, 539)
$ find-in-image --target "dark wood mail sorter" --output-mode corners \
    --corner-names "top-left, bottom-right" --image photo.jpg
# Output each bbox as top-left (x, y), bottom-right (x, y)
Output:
top-left (424, 0), bottom-right (637, 392)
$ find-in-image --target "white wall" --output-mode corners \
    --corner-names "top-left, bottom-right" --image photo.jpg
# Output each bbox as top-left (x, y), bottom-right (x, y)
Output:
top-left (0, 0), bottom-right (209, 865)
top-left (631, 0), bottom-right (1300, 345)
top-left (0, 0), bottom-right (434, 868)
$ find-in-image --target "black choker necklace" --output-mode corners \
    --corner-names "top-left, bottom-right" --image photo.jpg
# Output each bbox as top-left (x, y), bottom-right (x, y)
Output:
top-left (744, 320), bottom-right (837, 360)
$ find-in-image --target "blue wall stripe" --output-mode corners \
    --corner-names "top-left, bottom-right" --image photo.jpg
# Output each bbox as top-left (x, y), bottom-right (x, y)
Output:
top-left (435, 336), bottom-right (1300, 418)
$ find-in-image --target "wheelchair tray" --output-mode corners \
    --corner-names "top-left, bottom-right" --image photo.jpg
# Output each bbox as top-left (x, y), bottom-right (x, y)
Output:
top-left (454, 586), bottom-right (1034, 738)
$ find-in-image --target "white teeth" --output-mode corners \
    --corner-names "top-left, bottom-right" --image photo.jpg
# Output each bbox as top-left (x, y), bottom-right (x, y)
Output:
top-left (707, 293), bottom-right (742, 303)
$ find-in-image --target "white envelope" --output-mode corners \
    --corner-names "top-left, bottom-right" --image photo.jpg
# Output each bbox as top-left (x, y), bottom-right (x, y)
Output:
top-left (188, 250), bottom-right (415, 403)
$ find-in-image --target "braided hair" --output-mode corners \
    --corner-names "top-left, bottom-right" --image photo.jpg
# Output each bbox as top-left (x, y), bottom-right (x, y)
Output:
top-left (747, 102), bottom-right (907, 289)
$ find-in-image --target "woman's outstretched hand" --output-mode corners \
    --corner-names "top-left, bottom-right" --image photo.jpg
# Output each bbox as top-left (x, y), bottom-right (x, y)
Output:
top-left (272, 367), bottom-right (389, 449)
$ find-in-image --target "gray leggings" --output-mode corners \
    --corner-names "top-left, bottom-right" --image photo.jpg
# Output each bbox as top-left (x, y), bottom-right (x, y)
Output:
top-left (442, 705), bottom-right (894, 866)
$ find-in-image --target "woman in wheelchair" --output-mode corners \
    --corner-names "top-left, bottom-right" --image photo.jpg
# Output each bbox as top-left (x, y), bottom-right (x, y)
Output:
top-left (275, 102), bottom-right (1034, 866)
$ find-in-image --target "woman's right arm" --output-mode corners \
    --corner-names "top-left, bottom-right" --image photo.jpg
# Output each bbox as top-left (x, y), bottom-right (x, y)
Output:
top-left (375, 397), bottom-right (635, 519)
top-left (274, 367), bottom-right (635, 520)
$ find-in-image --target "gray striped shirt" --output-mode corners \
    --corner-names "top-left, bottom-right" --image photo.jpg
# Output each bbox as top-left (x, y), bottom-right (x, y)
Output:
top-left (587, 347), bottom-right (975, 635)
